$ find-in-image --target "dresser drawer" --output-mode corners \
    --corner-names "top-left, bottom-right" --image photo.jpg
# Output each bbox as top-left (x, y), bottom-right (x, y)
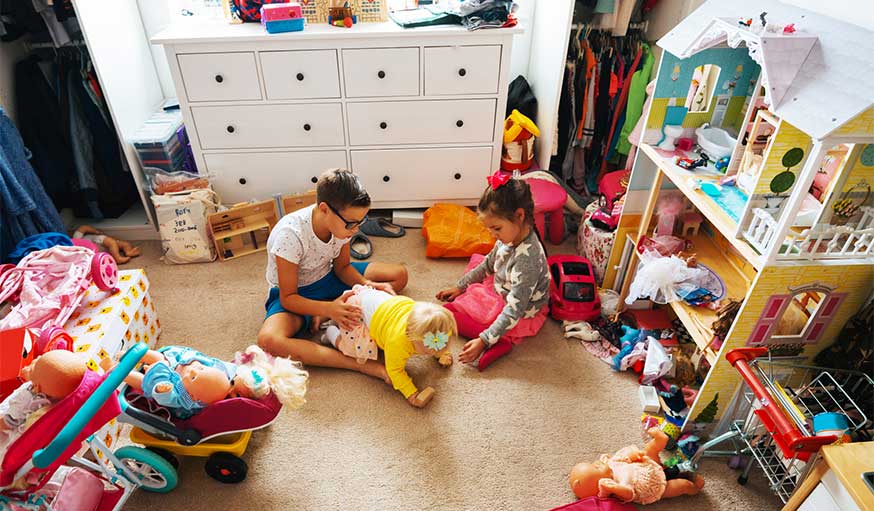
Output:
top-left (346, 99), bottom-right (496, 146)
top-left (351, 147), bottom-right (492, 201)
top-left (178, 53), bottom-right (262, 102)
top-left (204, 150), bottom-right (347, 203)
top-left (260, 50), bottom-right (341, 100)
top-left (192, 104), bottom-right (345, 149)
top-left (424, 46), bottom-right (501, 95)
top-left (342, 48), bottom-right (419, 97)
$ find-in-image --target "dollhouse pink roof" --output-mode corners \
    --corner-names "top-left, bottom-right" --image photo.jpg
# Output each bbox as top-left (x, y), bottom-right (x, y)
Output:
top-left (657, 0), bottom-right (874, 140)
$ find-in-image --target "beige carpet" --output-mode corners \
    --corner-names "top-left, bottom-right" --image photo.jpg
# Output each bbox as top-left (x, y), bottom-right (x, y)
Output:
top-left (122, 234), bottom-right (781, 511)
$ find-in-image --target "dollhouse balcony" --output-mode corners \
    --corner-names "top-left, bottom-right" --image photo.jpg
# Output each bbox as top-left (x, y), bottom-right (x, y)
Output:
top-left (744, 206), bottom-right (874, 261)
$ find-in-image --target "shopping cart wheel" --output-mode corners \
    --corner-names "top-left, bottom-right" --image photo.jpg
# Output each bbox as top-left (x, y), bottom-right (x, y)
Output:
top-left (114, 445), bottom-right (178, 493)
top-left (737, 474), bottom-right (749, 485)
top-left (147, 447), bottom-right (180, 470)
top-left (205, 452), bottom-right (248, 484)
top-left (91, 252), bottom-right (118, 291)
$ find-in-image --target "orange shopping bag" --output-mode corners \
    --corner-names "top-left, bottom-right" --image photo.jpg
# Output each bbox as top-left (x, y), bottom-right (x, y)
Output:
top-left (422, 204), bottom-right (496, 258)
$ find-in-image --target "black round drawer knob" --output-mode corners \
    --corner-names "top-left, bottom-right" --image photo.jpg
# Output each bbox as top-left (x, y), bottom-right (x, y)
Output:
top-left (458, 68), bottom-right (466, 77)
top-left (456, 120), bottom-right (464, 127)
top-left (382, 175), bottom-right (390, 182)
top-left (377, 70), bottom-right (386, 79)
top-left (303, 123), bottom-right (311, 131)
top-left (215, 74), bottom-right (223, 83)
top-left (379, 122), bottom-right (387, 130)
top-left (311, 176), bottom-right (318, 184)
top-left (296, 73), bottom-right (304, 81)
top-left (239, 178), bottom-right (247, 185)
top-left (226, 125), bottom-right (235, 133)
top-left (454, 173), bottom-right (462, 180)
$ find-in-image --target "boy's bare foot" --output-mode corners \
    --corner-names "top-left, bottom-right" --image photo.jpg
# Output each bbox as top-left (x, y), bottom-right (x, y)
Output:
top-left (358, 361), bottom-right (391, 385)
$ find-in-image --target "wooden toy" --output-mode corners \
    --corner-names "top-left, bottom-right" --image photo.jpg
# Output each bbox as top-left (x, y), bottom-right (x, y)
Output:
top-left (412, 386), bottom-right (435, 407)
top-left (209, 200), bottom-right (279, 261)
top-left (598, 1), bottom-right (874, 461)
top-left (281, 189), bottom-right (317, 215)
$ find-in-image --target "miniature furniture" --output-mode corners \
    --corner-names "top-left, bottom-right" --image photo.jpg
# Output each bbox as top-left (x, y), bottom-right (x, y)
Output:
top-left (528, 178), bottom-right (567, 244)
top-left (682, 212), bottom-right (703, 237)
top-left (153, 23), bottom-right (519, 207)
top-left (208, 200), bottom-right (279, 261)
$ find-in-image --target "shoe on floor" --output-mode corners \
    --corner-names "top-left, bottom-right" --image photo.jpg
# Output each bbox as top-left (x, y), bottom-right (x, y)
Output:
top-left (360, 217), bottom-right (405, 238)
top-left (350, 232), bottom-right (373, 260)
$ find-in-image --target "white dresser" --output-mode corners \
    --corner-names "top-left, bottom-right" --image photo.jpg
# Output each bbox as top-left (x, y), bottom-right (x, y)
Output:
top-left (153, 21), bottom-right (520, 207)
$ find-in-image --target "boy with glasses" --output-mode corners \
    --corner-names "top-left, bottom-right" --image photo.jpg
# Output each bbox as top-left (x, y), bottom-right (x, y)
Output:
top-left (258, 169), bottom-right (407, 383)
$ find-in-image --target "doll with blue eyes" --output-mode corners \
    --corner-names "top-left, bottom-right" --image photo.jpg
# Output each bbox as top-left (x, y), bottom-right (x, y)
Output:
top-left (105, 345), bottom-right (308, 418)
top-left (322, 285), bottom-right (455, 408)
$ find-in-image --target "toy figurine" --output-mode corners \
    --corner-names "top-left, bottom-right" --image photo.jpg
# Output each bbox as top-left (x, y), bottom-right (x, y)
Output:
top-left (569, 427), bottom-right (705, 505)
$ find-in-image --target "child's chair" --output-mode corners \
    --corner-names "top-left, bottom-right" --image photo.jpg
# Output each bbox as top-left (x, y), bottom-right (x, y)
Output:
top-left (527, 178), bottom-right (568, 244)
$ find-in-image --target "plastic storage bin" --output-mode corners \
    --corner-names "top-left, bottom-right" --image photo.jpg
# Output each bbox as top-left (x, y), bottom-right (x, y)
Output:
top-left (130, 111), bottom-right (185, 172)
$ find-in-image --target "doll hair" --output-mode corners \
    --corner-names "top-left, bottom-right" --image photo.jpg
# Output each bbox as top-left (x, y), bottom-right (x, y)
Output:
top-left (406, 302), bottom-right (457, 346)
top-left (234, 346), bottom-right (308, 410)
top-left (478, 174), bottom-right (536, 229)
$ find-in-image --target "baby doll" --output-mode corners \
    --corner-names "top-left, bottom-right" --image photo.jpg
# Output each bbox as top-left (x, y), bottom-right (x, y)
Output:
top-left (0, 351), bottom-right (88, 453)
top-left (73, 225), bottom-right (141, 264)
top-left (107, 345), bottom-right (307, 418)
top-left (322, 285), bottom-right (455, 408)
top-left (569, 427), bottom-right (704, 505)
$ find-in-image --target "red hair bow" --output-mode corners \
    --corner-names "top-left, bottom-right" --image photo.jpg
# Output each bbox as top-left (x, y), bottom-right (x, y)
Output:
top-left (487, 171), bottom-right (510, 190)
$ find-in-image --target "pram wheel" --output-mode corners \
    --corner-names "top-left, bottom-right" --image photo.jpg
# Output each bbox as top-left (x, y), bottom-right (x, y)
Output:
top-left (91, 252), bottom-right (118, 291)
top-left (205, 452), bottom-right (248, 484)
top-left (737, 474), bottom-right (748, 485)
top-left (147, 447), bottom-right (180, 470)
top-left (114, 445), bottom-right (178, 493)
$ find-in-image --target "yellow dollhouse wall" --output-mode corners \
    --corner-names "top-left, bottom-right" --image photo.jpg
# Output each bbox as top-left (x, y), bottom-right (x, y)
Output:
top-left (832, 106), bottom-right (874, 137)
top-left (687, 263), bottom-right (874, 424)
top-left (753, 120), bottom-right (812, 195)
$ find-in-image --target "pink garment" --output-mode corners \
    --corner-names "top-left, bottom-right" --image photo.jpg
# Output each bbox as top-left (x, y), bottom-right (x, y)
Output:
top-left (0, 246), bottom-right (95, 331)
top-left (335, 285), bottom-right (379, 362)
top-left (445, 254), bottom-right (548, 345)
top-left (602, 446), bottom-right (667, 505)
top-left (625, 80), bottom-right (656, 170)
top-left (70, 238), bottom-right (99, 253)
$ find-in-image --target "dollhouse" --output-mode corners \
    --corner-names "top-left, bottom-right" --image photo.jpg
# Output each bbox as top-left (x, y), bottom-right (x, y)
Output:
top-left (605, 0), bottom-right (874, 433)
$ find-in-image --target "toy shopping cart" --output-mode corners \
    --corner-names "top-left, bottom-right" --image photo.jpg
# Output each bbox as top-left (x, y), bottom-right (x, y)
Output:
top-left (689, 347), bottom-right (873, 503)
top-left (0, 343), bottom-right (178, 510)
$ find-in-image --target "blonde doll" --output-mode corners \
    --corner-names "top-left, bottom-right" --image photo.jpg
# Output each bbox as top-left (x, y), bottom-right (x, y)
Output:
top-left (323, 285), bottom-right (455, 408)
top-left (106, 345), bottom-right (307, 418)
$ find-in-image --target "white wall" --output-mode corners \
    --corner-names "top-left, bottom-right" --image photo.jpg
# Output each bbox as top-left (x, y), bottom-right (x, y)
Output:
top-left (138, 0), bottom-right (176, 98)
top-left (0, 40), bottom-right (27, 124)
top-left (509, 0), bottom-right (535, 80)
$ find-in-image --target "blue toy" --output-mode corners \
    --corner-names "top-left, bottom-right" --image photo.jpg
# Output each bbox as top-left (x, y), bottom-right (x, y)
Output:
top-left (612, 325), bottom-right (641, 370)
top-left (714, 156), bottom-right (730, 172)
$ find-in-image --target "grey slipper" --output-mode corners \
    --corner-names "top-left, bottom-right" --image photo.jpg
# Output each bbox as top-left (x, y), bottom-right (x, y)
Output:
top-left (350, 233), bottom-right (373, 260)
top-left (360, 217), bottom-right (406, 238)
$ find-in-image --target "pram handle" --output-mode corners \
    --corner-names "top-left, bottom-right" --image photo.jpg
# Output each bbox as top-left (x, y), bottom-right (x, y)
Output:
top-left (119, 398), bottom-right (202, 446)
top-left (32, 343), bottom-right (149, 469)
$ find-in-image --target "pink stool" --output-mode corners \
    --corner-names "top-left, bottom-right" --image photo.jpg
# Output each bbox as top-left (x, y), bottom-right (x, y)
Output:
top-left (527, 178), bottom-right (568, 244)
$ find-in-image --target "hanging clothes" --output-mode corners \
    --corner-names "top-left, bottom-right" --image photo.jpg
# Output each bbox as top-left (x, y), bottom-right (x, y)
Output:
top-left (0, 107), bottom-right (65, 260)
top-left (616, 43), bottom-right (653, 156)
top-left (598, 44), bottom-right (643, 179)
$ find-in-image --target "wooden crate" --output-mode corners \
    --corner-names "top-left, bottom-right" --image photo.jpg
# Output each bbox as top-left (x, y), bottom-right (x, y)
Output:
top-left (209, 200), bottom-right (279, 261)
top-left (282, 189), bottom-right (317, 215)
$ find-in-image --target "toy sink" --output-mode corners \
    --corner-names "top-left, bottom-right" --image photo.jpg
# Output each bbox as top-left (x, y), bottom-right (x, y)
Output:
top-left (695, 125), bottom-right (736, 160)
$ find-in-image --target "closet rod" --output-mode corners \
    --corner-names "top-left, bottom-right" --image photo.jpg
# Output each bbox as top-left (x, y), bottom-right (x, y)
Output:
top-left (25, 39), bottom-right (87, 51)
top-left (570, 20), bottom-right (648, 32)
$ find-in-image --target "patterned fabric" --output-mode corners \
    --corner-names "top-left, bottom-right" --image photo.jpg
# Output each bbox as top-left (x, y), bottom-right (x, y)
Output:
top-left (233, 0), bottom-right (286, 21)
top-left (576, 201), bottom-right (616, 285)
top-left (266, 205), bottom-right (349, 288)
top-left (333, 286), bottom-right (380, 362)
top-left (456, 229), bottom-right (549, 346)
top-left (603, 446), bottom-right (667, 505)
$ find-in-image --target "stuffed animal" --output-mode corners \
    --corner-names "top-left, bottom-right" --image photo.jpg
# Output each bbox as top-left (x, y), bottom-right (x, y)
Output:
top-left (569, 427), bottom-right (705, 505)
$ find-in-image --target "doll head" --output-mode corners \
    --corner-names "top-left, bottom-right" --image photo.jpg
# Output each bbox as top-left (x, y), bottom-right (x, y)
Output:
top-left (22, 351), bottom-right (87, 400)
top-left (177, 361), bottom-right (232, 406)
top-left (406, 302), bottom-right (457, 355)
top-left (233, 345), bottom-right (308, 410)
top-left (569, 460), bottom-right (613, 499)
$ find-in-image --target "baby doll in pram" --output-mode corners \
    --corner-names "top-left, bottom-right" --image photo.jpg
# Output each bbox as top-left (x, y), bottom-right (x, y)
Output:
top-left (107, 345), bottom-right (308, 483)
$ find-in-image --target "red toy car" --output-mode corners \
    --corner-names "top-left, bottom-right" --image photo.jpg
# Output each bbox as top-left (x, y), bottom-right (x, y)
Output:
top-left (548, 255), bottom-right (602, 321)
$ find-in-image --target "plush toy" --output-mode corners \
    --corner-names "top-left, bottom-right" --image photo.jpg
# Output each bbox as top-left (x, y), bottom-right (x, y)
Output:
top-left (106, 345), bottom-right (307, 418)
top-left (569, 427), bottom-right (705, 505)
top-left (0, 351), bottom-right (88, 452)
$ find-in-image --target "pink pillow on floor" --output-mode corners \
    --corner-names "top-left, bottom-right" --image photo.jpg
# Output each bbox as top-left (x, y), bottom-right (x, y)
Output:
top-left (52, 468), bottom-right (104, 511)
top-left (549, 496), bottom-right (638, 511)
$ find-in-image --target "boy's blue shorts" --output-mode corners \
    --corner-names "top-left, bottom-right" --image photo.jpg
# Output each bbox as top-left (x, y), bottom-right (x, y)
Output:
top-left (264, 262), bottom-right (369, 336)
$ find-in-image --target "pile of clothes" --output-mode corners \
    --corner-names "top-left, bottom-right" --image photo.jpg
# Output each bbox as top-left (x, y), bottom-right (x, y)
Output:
top-left (443, 0), bottom-right (517, 30)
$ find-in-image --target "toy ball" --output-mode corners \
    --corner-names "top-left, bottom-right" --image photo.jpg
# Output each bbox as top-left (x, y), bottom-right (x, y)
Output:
top-left (343, 16), bottom-right (353, 28)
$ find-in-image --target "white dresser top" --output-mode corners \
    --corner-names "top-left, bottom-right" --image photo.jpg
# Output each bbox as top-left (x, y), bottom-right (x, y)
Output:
top-left (153, 19), bottom-right (522, 45)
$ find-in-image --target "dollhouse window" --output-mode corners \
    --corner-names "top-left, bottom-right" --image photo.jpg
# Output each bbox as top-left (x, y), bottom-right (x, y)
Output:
top-left (684, 65), bottom-right (720, 113)
top-left (747, 284), bottom-right (846, 346)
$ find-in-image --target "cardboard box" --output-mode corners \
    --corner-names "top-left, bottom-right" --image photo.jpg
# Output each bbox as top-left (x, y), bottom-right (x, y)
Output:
top-left (62, 269), bottom-right (161, 462)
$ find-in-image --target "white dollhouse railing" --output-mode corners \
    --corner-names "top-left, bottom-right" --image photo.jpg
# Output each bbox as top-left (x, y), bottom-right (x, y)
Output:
top-left (743, 206), bottom-right (874, 260)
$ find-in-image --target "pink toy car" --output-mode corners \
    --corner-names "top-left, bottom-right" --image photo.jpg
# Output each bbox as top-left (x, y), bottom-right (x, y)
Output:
top-left (548, 255), bottom-right (602, 322)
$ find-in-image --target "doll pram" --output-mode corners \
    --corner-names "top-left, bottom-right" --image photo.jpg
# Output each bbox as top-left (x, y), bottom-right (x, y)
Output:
top-left (0, 344), bottom-right (178, 511)
top-left (119, 373), bottom-right (282, 484)
top-left (0, 246), bottom-right (118, 355)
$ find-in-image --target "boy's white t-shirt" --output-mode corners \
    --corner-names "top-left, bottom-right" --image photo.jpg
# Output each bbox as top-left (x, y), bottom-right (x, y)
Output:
top-left (265, 205), bottom-right (349, 288)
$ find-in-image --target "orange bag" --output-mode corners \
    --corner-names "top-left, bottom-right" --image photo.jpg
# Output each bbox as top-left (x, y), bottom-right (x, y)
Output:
top-left (422, 203), bottom-right (495, 258)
